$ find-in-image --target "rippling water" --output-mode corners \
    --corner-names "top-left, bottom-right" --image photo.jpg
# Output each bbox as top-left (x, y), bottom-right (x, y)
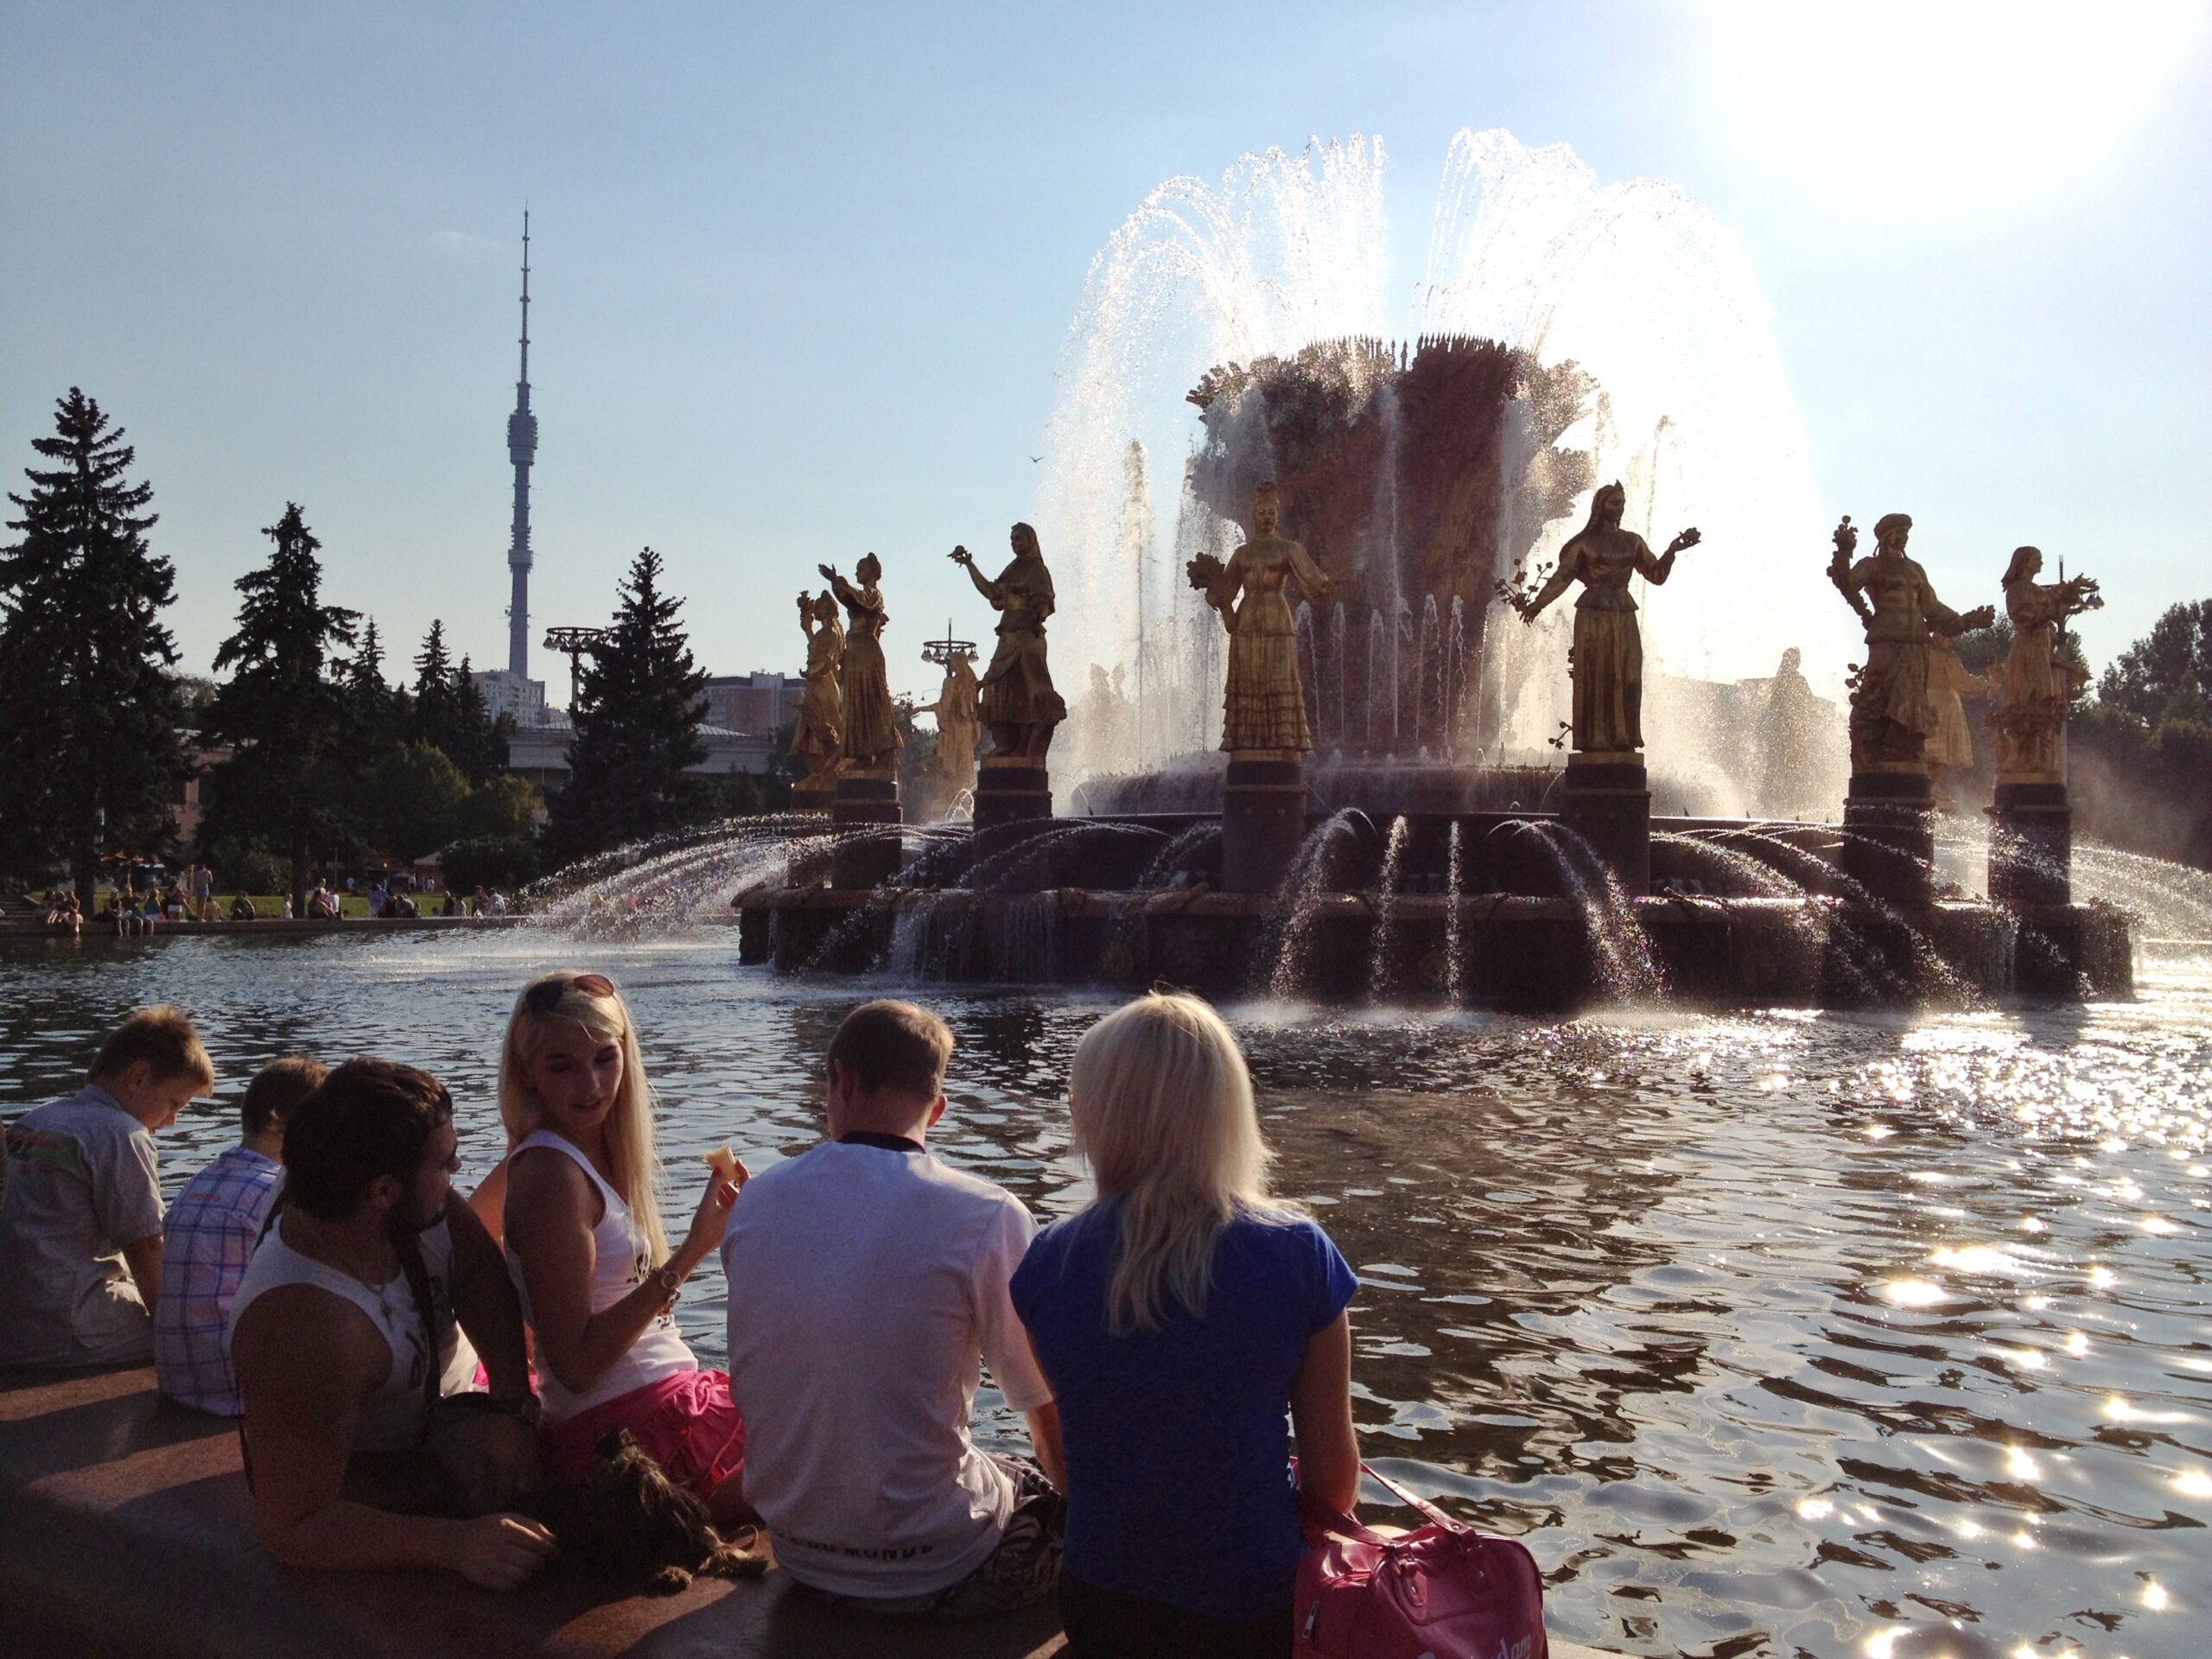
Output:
top-left (3, 931), bottom-right (2207, 1658)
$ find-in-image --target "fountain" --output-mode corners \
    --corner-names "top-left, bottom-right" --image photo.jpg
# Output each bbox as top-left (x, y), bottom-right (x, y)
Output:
top-left (729, 131), bottom-right (2133, 1011)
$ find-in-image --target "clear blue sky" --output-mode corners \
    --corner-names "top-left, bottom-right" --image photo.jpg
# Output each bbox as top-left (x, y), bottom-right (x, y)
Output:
top-left (4, 2), bottom-right (2205, 703)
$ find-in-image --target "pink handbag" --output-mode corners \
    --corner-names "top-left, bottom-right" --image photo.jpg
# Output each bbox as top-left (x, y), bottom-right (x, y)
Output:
top-left (1294, 1463), bottom-right (1548, 1659)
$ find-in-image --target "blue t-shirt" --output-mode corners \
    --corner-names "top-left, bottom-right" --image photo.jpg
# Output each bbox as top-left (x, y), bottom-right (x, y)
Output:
top-left (1010, 1203), bottom-right (1358, 1620)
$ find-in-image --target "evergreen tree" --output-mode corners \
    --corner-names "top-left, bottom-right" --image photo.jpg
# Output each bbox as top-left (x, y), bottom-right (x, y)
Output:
top-left (346, 616), bottom-right (401, 746)
top-left (0, 389), bottom-right (187, 895)
top-left (202, 503), bottom-right (359, 913)
top-left (449, 653), bottom-right (500, 784)
top-left (411, 619), bottom-right (459, 747)
top-left (554, 546), bottom-right (709, 857)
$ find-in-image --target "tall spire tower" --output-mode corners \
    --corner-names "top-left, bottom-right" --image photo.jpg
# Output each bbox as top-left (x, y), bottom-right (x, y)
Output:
top-left (505, 209), bottom-right (537, 679)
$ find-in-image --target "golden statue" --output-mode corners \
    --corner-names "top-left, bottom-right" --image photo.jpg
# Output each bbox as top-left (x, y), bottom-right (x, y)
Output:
top-left (1516, 481), bottom-right (1699, 755)
top-left (1827, 513), bottom-right (1993, 772)
top-left (1987, 545), bottom-right (2100, 783)
top-left (1924, 635), bottom-right (1988, 812)
top-left (952, 523), bottom-right (1066, 760)
top-left (791, 589), bottom-right (845, 791)
top-left (1186, 480), bottom-right (1332, 754)
top-left (912, 645), bottom-right (981, 820)
top-left (819, 554), bottom-right (901, 770)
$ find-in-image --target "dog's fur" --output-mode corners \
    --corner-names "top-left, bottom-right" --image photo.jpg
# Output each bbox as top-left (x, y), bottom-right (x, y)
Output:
top-left (531, 1430), bottom-right (767, 1594)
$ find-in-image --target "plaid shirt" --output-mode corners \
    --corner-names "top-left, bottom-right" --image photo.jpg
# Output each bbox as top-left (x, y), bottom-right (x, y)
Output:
top-left (153, 1146), bottom-right (282, 1415)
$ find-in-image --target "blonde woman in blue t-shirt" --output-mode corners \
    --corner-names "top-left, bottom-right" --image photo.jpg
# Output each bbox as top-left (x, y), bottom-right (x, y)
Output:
top-left (1011, 993), bottom-right (1361, 1657)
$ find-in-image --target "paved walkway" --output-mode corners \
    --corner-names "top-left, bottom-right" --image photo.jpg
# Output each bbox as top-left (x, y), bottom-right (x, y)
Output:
top-left (0, 1363), bottom-right (1618, 1658)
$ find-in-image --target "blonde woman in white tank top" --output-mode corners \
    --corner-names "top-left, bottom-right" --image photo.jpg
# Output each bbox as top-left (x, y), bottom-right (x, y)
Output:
top-left (498, 971), bottom-right (753, 1524)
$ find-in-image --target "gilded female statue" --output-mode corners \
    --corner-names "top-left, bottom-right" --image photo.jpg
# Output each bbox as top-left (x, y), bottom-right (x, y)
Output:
top-left (912, 647), bottom-right (981, 818)
top-left (1186, 480), bottom-right (1332, 753)
top-left (818, 554), bottom-right (901, 769)
top-left (1826, 512), bottom-right (1992, 771)
top-left (1516, 481), bottom-right (1699, 755)
top-left (1988, 545), bottom-right (2100, 781)
top-left (791, 588), bottom-right (845, 788)
top-left (951, 523), bottom-right (1066, 760)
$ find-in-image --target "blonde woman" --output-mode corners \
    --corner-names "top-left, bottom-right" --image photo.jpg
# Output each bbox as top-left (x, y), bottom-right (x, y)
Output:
top-left (1010, 993), bottom-right (1360, 1657)
top-left (497, 971), bottom-right (749, 1521)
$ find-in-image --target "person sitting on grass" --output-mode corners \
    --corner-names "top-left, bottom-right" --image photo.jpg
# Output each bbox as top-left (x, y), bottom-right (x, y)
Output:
top-left (0, 1006), bottom-right (216, 1368)
top-left (492, 972), bottom-right (750, 1522)
top-left (229, 891), bottom-right (257, 921)
top-left (1011, 993), bottom-right (1361, 1658)
top-left (228, 1058), bottom-right (553, 1591)
top-left (155, 1056), bottom-right (327, 1415)
top-left (721, 999), bottom-right (1065, 1619)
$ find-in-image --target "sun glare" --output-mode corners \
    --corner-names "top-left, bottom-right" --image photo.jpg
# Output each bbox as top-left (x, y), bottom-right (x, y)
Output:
top-left (1706, 0), bottom-right (2203, 206)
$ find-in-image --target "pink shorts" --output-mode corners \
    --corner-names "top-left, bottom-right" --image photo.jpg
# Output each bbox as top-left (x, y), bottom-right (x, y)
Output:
top-left (541, 1369), bottom-right (746, 1501)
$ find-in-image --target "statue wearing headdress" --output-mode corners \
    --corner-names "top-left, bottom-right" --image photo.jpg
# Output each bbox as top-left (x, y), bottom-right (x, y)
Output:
top-left (819, 553), bottom-right (902, 769)
top-left (1516, 481), bottom-right (1700, 755)
top-left (1186, 481), bottom-right (1332, 753)
top-left (912, 645), bottom-right (981, 819)
top-left (951, 523), bottom-right (1066, 760)
top-left (1827, 513), bottom-right (1993, 772)
top-left (791, 588), bottom-right (845, 791)
top-left (1986, 545), bottom-right (2100, 783)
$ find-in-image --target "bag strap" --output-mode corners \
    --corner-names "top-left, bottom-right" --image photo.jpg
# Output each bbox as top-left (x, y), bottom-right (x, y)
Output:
top-left (1360, 1460), bottom-right (1462, 1533)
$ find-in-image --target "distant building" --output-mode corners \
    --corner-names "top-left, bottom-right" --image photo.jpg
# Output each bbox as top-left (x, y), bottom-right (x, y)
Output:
top-left (474, 667), bottom-right (549, 728)
top-left (704, 671), bottom-right (804, 738)
top-left (504, 720), bottom-right (777, 793)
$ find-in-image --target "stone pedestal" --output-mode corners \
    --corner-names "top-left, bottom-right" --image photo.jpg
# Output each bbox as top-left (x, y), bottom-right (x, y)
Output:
top-left (791, 778), bottom-right (837, 817)
top-left (971, 757), bottom-right (1052, 830)
top-left (1988, 780), bottom-right (2071, 908)
top-left (1223, 754), bottom-right (1307, 893)
top-left (830, 771), bottom-right (901, 890)
top-left (1842, 771), bottom-right (1935, 911)
top-left (1559, 755), bottom-right (1651, 896)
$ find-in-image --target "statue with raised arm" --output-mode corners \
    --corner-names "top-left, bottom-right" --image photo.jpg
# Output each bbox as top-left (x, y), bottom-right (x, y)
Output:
top-left (1987, 544), bottom-right (2100, 782)
top-left (818, 554), bottom-right (901, 770)
top-left (1185, 480), bottom-right (1332, 753)
top-left (951, 523), bottom-right (1066, 760)
top-left (1516, 480), bottom-right (1700, 755)
top-left (912, 646), bottom-right (981, 817)
top-left (1828, 512), bottom-right (1995, 772)
top-left (791, 588), bottom-right (845, 790)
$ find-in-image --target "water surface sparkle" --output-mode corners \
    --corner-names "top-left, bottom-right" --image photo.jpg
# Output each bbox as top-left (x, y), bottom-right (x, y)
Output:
top-left (3, 933), bottom-right (2208, 1658)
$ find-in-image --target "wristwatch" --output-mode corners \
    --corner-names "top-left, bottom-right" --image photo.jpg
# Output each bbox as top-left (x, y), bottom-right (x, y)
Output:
top-left (653, 1261), bottom-right (686, 1303)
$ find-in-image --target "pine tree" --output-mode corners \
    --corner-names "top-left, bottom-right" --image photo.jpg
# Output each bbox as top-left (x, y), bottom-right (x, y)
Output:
top-left (555, 546), bottom-right (709, 856)
top-left (346, 616), bottom-right (399, 745)
top-left (411, 619), bottom-right (459, 748)
top-left (0, 390), bottom-right (187, 896)
top-left (449, 653), bottom-right (500, 784)
top-left (202, 503), bottom-right (359, 913)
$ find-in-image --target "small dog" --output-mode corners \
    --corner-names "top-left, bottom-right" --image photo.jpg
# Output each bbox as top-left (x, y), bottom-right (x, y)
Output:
top-left (532, 1430), bottom-right (767, 1594)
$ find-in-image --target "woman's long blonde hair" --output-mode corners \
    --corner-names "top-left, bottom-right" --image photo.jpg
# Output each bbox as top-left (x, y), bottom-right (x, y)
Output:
top-left (498, 971), bottom-right (671, 1264)
top-left (1069, 992), bottom-right (1277, 1335)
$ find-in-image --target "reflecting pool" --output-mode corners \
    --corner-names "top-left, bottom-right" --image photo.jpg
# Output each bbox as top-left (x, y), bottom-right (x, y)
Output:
top-left (3, 931), bottom-right (2207, 1658)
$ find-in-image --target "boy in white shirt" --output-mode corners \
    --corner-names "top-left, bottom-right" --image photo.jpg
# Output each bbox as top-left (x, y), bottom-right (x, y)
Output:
top-left (721, 1000), bottom-right (1064, 1618)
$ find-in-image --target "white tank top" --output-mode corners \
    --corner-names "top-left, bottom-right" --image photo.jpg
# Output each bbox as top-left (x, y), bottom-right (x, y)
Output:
top-left (504, 1131), bottom-right (695, 1423)
top-left (229, 1213), bottom-right (473, 1452)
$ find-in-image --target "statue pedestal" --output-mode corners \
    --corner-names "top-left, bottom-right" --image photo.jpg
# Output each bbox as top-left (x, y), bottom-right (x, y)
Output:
top-left (791, 777), bottom-right (837, 817)
top-left (830, 770), bottom-right (902, 890)
top-left (1223, 753), bottom-right (1307, 893)
top-left (1559, 755), bottom-right (1651, 896)
top-left (1988, 780), bottom-right (2071, 908)
top-left (1842, 771), bottom-right (1935, 911)
top-left (971, 757), bottom-right (1052, 830)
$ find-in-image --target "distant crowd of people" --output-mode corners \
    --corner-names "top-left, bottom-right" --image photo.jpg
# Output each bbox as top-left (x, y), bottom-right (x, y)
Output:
top-left (28, 868), bottom-right (513, 934)
top-left (0, 987), bottom-right (1360, 1653)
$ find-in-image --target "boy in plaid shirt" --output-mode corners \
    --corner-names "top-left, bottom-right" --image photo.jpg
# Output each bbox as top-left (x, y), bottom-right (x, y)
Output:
top-left (154, 1057), bottom-right (327, 1414)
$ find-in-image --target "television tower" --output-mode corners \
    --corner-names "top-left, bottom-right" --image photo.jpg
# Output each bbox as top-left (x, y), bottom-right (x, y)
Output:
top-left (505, 209), bottom-right (538, 679)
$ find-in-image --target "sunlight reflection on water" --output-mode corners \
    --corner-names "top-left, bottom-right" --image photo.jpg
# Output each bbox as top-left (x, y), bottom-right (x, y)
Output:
top-left (3, 932), bottom-right (2209, 1658)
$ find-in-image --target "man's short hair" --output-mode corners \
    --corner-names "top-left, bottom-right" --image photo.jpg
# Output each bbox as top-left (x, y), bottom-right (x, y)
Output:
top-left (282, 1058), bottom-right (451, 1222)
top-left (91, 1006), bottom-right (216, 1091)
top-left (242, 1055), bottom-right (329, 1138)
top-left (826, 1001), bottom-right (953, 1102)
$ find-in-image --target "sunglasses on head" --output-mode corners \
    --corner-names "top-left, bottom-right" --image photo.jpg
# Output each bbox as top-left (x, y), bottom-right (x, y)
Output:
top-left (524, 973), bottom-right (616, 1014)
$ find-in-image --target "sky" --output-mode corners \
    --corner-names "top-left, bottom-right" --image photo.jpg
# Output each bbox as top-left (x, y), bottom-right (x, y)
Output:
top-left (3, 1), bottom-right (2207, 707)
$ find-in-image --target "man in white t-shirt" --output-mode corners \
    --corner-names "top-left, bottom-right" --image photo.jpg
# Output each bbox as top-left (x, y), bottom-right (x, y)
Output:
top-left (721, 1000), bottom-right (1065, 1618)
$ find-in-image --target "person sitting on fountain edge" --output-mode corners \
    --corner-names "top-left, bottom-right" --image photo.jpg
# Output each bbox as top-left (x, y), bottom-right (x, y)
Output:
top-left (0, 1006), bottom-right (216, 1369)
top-left (721, 1000), bottom-right (1066, 1618)
top-left (155, 1055), bottom-right (327, 1414)
top-left (228, 1058), bottom-right (555, 1590)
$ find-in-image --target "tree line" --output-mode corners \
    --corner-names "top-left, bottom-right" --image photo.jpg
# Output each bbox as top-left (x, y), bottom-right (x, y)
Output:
top-left (0, 389), bottom-right (744, 913)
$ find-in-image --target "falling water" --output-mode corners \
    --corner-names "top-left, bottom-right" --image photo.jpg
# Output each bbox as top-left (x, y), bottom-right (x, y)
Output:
top-left (1296, 602), bottom-right (1320, 747)
top-left (1446, 595), bottom-right (1466, 760)
top-left (1330, 601), bottom-right (1347, 741)
top-left (1517, 820), bottom-right (1665, 1001)
top-left (1369, 815), bottom-right (1411, 1001)
top-left (1266, 811), bottom-right (1362, 999)
top-left (1365, 608), bottom-right (1388, 753)
top-left (1443, 821), bottom-right (1466, 1006)
top-left (1417, 595), bottom-right (1440, 754)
